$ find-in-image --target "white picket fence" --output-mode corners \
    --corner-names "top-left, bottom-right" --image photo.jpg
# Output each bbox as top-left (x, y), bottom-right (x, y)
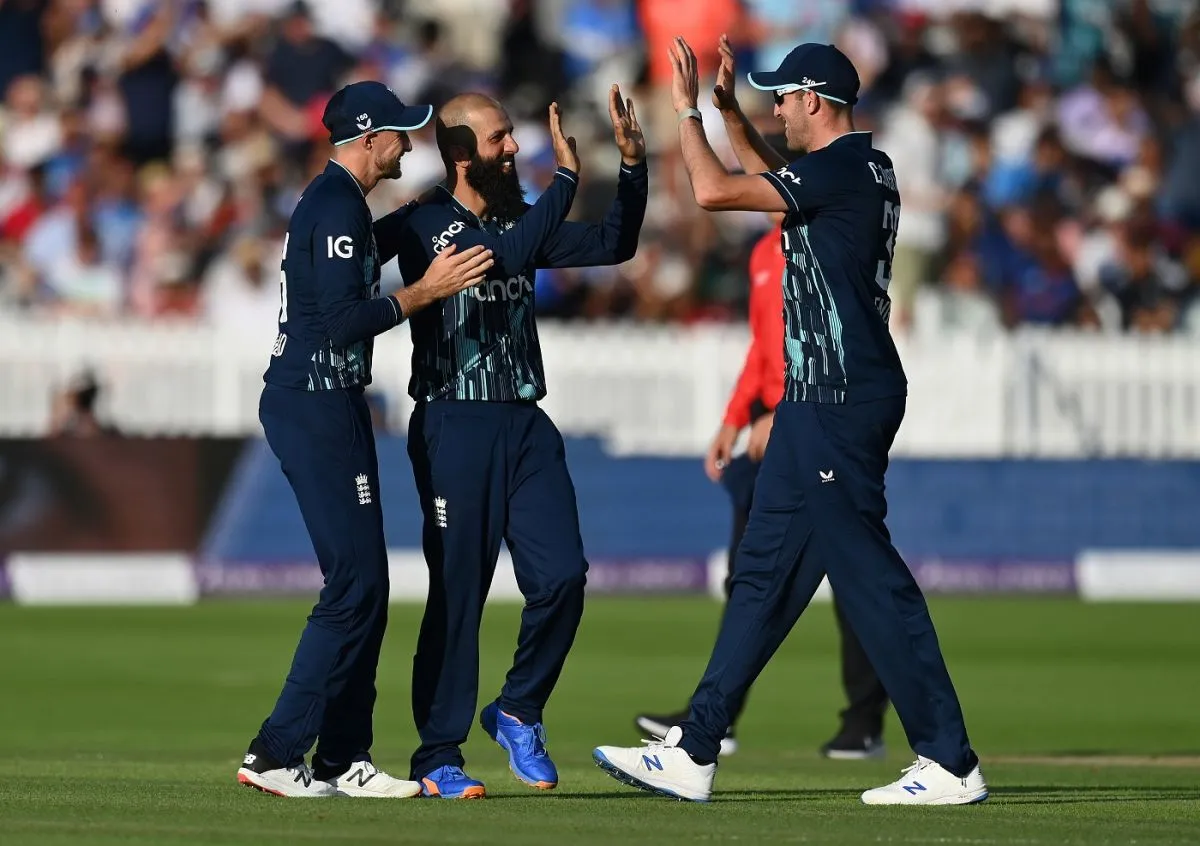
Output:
top-left (1, 314), bottom-right (1199, 457)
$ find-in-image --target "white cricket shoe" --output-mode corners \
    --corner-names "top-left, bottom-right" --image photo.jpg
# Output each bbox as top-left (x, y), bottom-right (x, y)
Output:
top-left (326, 761), bottom-right (422, 798)
top-left (861, 756), bottom-right (989, 805)
top-left (593, 726), bottom-right (715, 802)
top-left (237, 755), bottom-right (338, 797)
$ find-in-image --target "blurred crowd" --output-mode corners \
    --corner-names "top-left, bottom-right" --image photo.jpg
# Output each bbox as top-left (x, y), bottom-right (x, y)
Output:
top-left (2, 0), bottom-right (1200, 335)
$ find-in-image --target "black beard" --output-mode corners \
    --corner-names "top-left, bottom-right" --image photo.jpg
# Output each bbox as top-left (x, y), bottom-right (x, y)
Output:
top-left (465, 154), bottom-right (526, 222)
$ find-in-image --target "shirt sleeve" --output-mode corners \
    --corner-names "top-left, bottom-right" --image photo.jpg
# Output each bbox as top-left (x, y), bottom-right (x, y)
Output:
top-left (433, 168), bottom-right (579, 277)
top-left (536, 160), bottom-right (648, 268)
top-left (759, 155), bottom-right (840, 215)
top-left (311, 202), bottom-right (403, 347)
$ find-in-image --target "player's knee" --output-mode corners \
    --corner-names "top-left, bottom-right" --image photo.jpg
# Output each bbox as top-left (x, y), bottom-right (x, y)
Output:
top-left (534, 560), bottom-right (587, 602)
top-left (318, 566), bottom-right (389, 628)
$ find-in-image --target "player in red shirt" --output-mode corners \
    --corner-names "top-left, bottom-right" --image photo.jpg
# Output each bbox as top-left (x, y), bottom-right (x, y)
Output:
top-left (635, 223), bottom-right (889, 760)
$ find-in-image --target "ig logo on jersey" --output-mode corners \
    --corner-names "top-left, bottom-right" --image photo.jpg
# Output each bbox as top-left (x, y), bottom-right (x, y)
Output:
top-left (328, 236), bottom-right (354, 259)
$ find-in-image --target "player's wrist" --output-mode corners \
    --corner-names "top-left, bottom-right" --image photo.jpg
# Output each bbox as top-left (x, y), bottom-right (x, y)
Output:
top-left (398, 281), bottom-right (434, 315)
top-left (677, 106), bottom-right (702, 124)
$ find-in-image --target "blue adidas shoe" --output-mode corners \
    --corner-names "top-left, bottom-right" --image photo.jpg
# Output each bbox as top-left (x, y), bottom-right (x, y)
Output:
top-left (418, 765), bottom-right (486, 799)
top-left (480, 702), bottom-right (559, 789)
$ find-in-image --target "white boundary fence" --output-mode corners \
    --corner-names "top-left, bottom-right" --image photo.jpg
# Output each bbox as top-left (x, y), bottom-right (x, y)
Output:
top-left (2, 316), bottom-right (1199, 457)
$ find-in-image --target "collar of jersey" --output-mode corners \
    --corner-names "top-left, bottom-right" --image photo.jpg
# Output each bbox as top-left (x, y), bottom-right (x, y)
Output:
top-left (829, 130), bottom-right (873, 149)
top-left (325, 159), bottom-right (367, 197)
top-left (435, 183), bottom-right (493, 227)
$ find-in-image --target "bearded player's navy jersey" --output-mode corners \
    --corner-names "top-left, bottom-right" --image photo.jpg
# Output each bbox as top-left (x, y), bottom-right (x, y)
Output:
top-left (264, 160), bottom-right (413, 391)
top-left (759, 132), bottom-right (907, 404)
top-left (396, 160), bottom-right (648, 402)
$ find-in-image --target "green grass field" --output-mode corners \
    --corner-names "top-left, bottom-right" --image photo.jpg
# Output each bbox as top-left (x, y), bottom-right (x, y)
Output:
top-left (0, 597), bottom-right (1197, 845)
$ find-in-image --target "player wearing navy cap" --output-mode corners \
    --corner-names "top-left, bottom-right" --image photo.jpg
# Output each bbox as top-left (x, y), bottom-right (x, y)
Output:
top-left (236, 81), bottom-right (496, 798)
top-left (591, 39), bottom-right (988, 806)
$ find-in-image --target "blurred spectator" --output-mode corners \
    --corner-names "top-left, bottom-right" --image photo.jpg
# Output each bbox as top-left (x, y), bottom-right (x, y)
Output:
top-left (3, 74), bottom-right (62, 169)
top-left (0, 0), bottom-right (48, 104)
top-left (0, 0), bottom-right (1197, 334)
top-left (259, 0), bottom-right (353, 161)
top-left (1098, 218), bottom-right (1191, 332)
top-left (47, 370), bottom-right (121, 437)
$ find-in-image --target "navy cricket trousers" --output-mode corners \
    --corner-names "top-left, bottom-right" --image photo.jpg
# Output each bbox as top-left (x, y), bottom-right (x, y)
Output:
top-left (679, 397), bottom-right (976, 774)
top-left (256, 385), bottom-right (390, 768)
top-left (407, 399), bottom-right (588, 779)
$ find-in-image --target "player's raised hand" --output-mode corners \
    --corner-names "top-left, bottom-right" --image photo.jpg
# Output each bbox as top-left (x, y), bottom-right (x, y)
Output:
top-left (608, 84), bottom-right (645, 164)
top-left (549, 102), bottom-right (580, 175)
top-left (713, 34), bottom-right (738, 112)
top-left (418, 243), bottom-right (495, 299)
top-left (668, 36), bottom-right (701, 113)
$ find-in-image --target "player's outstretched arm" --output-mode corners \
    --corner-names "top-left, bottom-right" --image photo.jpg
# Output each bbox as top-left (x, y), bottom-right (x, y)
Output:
top-left (671, 37), bottom-right (788, 213)
top-left (712, 34), bottom-right (788, 174)
top-left (537, 85), bottom-right (648, 268)
top-left (395, 243), bottom-right (494, 317)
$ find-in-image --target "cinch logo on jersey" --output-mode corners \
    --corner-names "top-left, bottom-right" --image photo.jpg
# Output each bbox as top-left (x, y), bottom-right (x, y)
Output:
top-left (431, 221), bottom-right (467, 253)
top-left (472, 274), bottom-right (533, 302)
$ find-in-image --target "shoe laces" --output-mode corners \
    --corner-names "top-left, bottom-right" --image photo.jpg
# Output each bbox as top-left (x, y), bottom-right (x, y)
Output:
top-left (519, 722), bottom-right (549, 759)
top-left (900, 756), bottom-right (936, 776)
top-left (639, 731), bottom-right (680, 753)
top-left (289, 762), bottom-right (317, 786)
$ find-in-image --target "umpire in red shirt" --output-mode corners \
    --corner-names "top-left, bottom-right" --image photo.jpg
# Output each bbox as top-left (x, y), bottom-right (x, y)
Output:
top-left (635, 222), bottom-right (889, 760)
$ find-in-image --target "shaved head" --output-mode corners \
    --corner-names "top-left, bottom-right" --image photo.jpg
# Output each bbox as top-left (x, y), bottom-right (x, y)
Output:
top-left (436, 93), bottom-right (507, 165)
top-left (436, 92), bottom-right (525, 220)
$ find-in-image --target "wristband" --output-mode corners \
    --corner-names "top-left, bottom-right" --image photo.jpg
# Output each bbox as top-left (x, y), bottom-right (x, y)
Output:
top-left (677, 107), bottom-right (702, 125)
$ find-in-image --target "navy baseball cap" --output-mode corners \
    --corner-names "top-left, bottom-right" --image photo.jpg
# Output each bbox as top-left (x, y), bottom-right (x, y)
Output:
top-left (747, 44), bottom-right (860, 106)
top-left (322, 80), bottom-right (433, 146)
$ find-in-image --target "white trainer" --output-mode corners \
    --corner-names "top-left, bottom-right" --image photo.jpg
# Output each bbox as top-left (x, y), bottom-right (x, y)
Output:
top-left (593, 726), bottom-right (716, 802)
top-left (237, 756), bottom-right (338, 797)
top-left (861, 756), bottom-right (989, 805)
top-left (327, 761), bottom-right (422, 798)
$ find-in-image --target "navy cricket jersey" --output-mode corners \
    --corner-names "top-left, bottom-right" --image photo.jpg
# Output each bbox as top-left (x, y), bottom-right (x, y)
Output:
top-left (760, 132), bottom-right (907, 404)
top-left (264, 160), bottom-right (413, 391)
top-left (396, 160), bottom-right (648, 402)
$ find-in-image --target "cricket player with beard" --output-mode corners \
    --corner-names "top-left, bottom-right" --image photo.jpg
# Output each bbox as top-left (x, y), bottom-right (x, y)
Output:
top-left (391, 89), bottom-right (648, 799)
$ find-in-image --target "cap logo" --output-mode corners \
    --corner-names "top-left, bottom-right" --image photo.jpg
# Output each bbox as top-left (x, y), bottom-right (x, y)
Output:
top-left (800, 77), bottom-right (824, 88)
top-left (356, 113), bottom-right (372, 131)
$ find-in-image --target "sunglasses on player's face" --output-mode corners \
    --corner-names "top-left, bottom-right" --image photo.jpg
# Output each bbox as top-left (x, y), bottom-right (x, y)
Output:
top-left (772, 85), bottom-right (805, 106)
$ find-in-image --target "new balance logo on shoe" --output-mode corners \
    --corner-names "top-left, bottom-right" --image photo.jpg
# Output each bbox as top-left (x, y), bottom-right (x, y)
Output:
top-left (345, 768), bottom-right (376, 788)
top-left (434, 496), bottom-right (448, 528)
top-left (642, 755), bottom-right (663, 771)
top-left (243, 753), bottom-right (256, 766)
top-left (355, 474), bottom-right (371, 505)
top-left (902, 782), bottom-right (927, 795)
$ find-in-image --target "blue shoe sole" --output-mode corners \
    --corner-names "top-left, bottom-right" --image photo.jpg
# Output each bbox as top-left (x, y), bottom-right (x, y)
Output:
top-left (419, 778), bottom-right (486, 800)
top-left (481, 706), bottom-right (558, 790)
top-left (591, 749), bottom-right (707, 803)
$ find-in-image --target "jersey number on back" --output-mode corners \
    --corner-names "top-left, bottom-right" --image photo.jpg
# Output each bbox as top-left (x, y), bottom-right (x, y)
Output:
top-left (278, 233), bottom-right (290, 323)
top-left (875, 200), bottom-right (899, 292)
